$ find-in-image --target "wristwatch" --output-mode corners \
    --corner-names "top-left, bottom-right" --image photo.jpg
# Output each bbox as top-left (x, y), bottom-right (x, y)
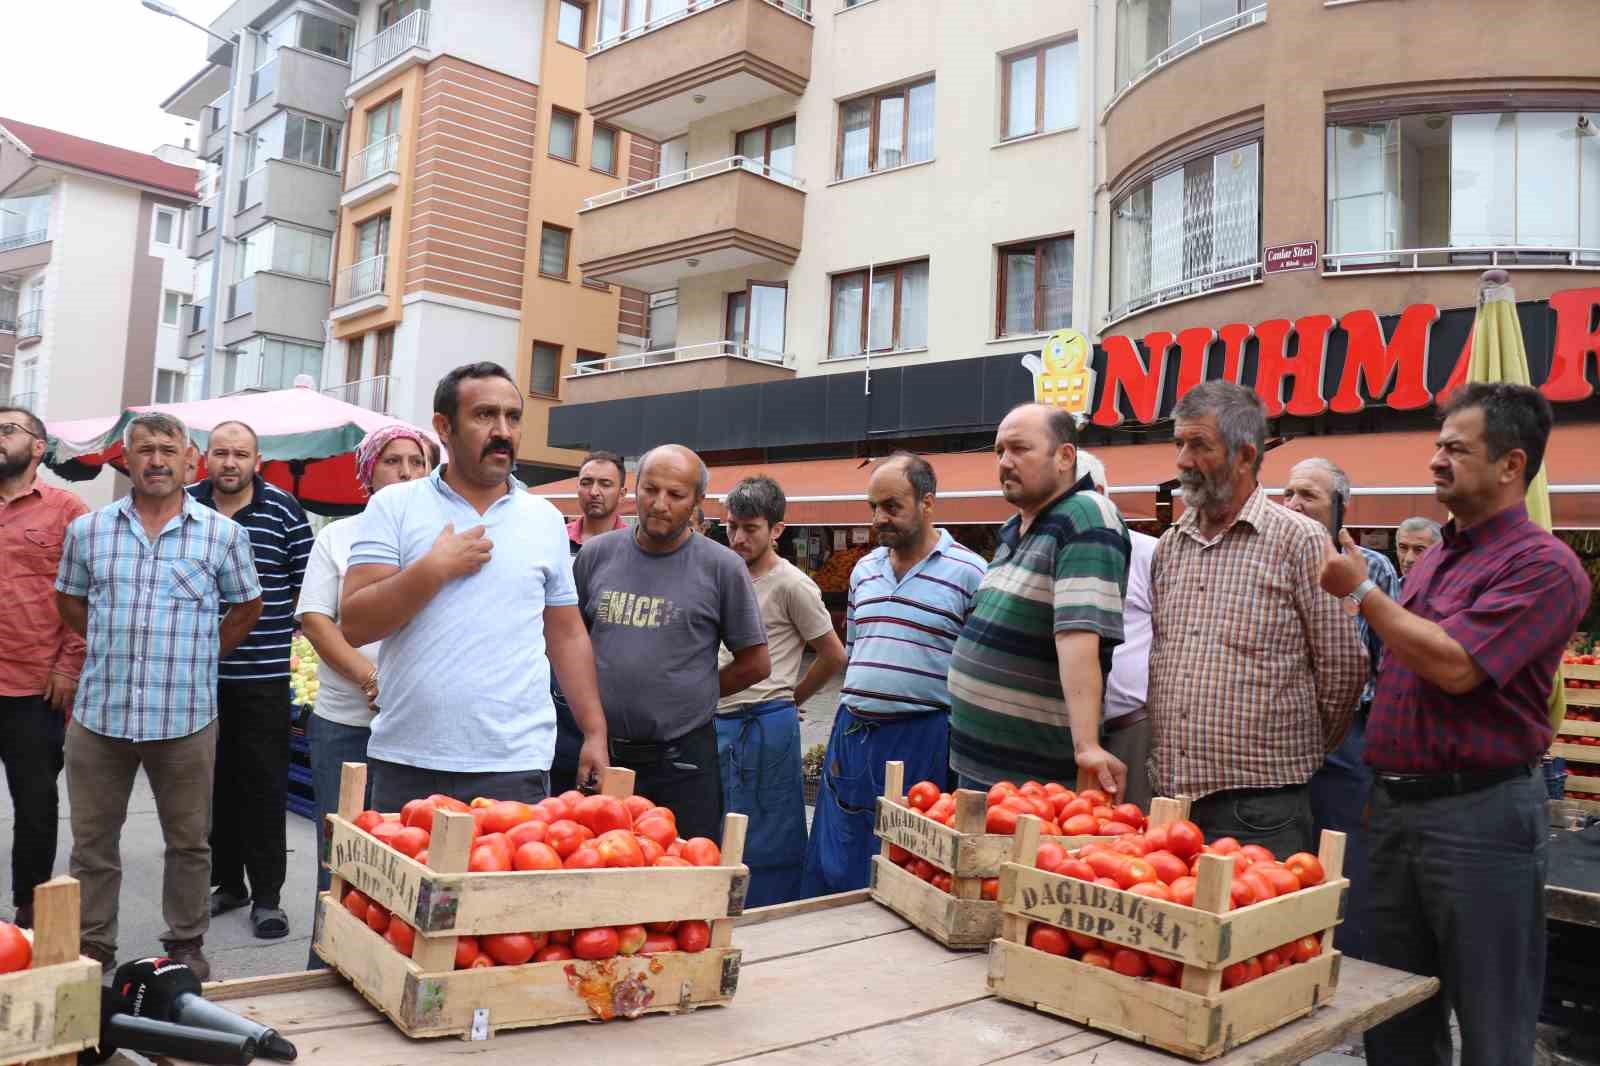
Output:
top-left (1346, 578), bottom-right (1378, 609)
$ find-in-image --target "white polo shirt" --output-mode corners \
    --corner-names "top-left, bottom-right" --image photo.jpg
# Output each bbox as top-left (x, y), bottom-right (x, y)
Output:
top-left (349, 468), bottom-right (576, 772)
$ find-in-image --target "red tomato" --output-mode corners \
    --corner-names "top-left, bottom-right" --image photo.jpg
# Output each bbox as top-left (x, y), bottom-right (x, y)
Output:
top-left (1111, 803), bottom-right (1146, 830)
top-left (1143, 824), bottom-right (1169, 852)
top-left (1241, 869), bottom-right (1277, 903)
top-left (1084, 850), bottom-right (1126, 882)
top-left (1240, 844), bottom-right (1277, 866)
top-left (1023, 795), bottom-right (1055, 821)
top-left (469, 953), bottom-right (497, 969)
top-left (930, 872), bottom-right (953, 894)
top-left (1095, 877), bottom-right (1121, 889)
top-left (1035, 842), bottom-right (1067, 872)
top-left (641, 806), bottom-right (677, 828)
top-left (622, 795), bottom-right (655, 823)
top-left (1079, 949), bottom-right (1113, 970)
top-left (987, 805), bottom-right (1021, 834)
top-left (391, 826), bottom-right (429, 859)
top-left (647, 920), bottom-right (678, 934)
top-left (342, 888), bottom-right (370, 922)
top-left (482, 801), bottom-right (537, 835)
top-left (1209, 836), bottom-right (1242, 856)
top-left (1259, 949), bottom-right (1284, 975)
top-left (1043, 782), bottom-right (1069, 797)
top-left (1169, 876), bottom-right (1198, 907)
top-left (365, 902), bottom-right (390, 935)
top-left (1067, 931), bottom-right (1099, 953)
top-left (1097, 820), bottom-right (1136, 837)
top-left (654, 855), bottom-right (692, 867)
top-left (385, 920), bottom-right (416, 957)
top-left (371, 821), bottom-right (406, 850)
top-left (1059, 858), bottom-right (1096, 882)
top-left (986, 782), bottom-right (1019, 807)
top-left (675, 920), bottom-right (711, 953)
top-left (400, 798), bottom-right (431, 829)
top-left (505, 820), bottom-right (548, 850)
top-left (633, 816), bottom-right (677, 850)
top-left (1165, 819), bottom-right (1204, 861)
top-left (1117, 859), bottom-right (1159, 889)
top-left (887, 844), bottom-right (913, 866)
top-left (1129, 881), bottom-right (1173, 902)
top-left (616, 924), bottom-right (647, 955)
top-left (0, 926), bottom-right (36, 974)
top-left (415, 848), bottom-right (429, 866)
top-left (1059, 797), bottom-right (1093, 820)
top-left (681, 838), bottom-right (722, 867)
top-left (1285, 853), bottom-right (1326, 887)
top-left (1150, 973), bottom-right (1178, 987)
top-left (1062, 813), bottom-right (1098, 836)
top-left (1228, 878), bottom-right (1257, 910)
top-left (513, 841), bottom-right (563, 871)
top-left (925, 799), bottom-right (956, 826)
top-left (545, 819), bottom-right (593, 859)
top-left (1257, 864), bottom-right (1302, 897)
top-left (1147, 954), bottom-right (1179, 978)
top-left (1111, 949), bottom-right (1148, 978)
top-left (636, 836), bottom-right (666, 866)
top-left (454, 936), bottom-right (481, 969)
top-left (1144, 850), bottom-right (1188, 885)
top-left (595, 829), bottom-right (646, 868)
top-left (469, 844), bottom-right (512, 873)
top-left (1078, 789), bottom-right (1110, 807)
top-left (907, 781), bottom-right (941, 811)
top-left (574, 795), bottom-right (633, 836)
top-left (1244, 957), bottom-right (1264, 983)
top-left (353, 810), bottom-right (384, 833)
top-left (1222, 961), bottom-right (1251, 989)
top-left (536, 797), bottom-right (570, 822)
top-left (641, 934), bottom-right (679, 954)
top-left (1090, 805), bottom-right (1116, 822)
top-left (549, 929), bottom-right (572, 944)
top-left (558, 789), bottom-right (586, 810)
top-left (1291, 935), bottom-right (1322, 964)
top-left (1109, 835), bottom-right (1151, 857)
top-left (482, 933), bottom-right (538, 966)
top-left (907, 858), bottom-right (937, 882)
top-left (1028, 924), bottom-right (1069, 956)
top-left (534, 945), bottom-right (573, 963)
top-left (981, 878), bottom-right (999, 900)
top-left (563, 846), bottom-right (604, 869)
top-left (1018, 780), bottom-right (1045, 797)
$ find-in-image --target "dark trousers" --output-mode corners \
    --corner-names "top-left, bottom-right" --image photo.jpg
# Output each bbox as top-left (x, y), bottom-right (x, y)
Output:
top-left (1187, 782), bottom-right (1314, 858)
top-left (1310, 712), bottom-right (1373, 959)
top-left (306, 715), bottom-right (370, 971)
top-left (211, 679), bottom-right (290, 909)
top-left (368, 760), bottom-right (549, 812)
top-left (1363, 769), bottom-right (1546, 1066)
top-left (549, 682), bottom-right (582, 796)
top-left (609, 720), bottom-right (724, 843)
top-left (0, 695), bottom-right (65, 908)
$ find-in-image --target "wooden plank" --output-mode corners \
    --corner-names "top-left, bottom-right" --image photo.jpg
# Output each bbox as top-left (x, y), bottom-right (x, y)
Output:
top-left (204, 968), bottom-right (342, 1002)
top-left (1547, 885), bottom-right (1600, 929)
top-left (1565, 663), bottom-right (1600, 681)
top-left (874, 797), bottom-right (1096, 879)
top-left (1565, 688), bottom-right (1600, 707)
top-left (1565, 775), bottom-right (1600, 796)
top-left (1550, 742), bottom-right (1600, 761)
top-left (869, 854), bottom-right (998, 949)
top-left (734, 888), bottom-right (871, 928)
top-left (734, 900), bottom-right (911, 965)
top-left (1555, 719), bottom-right (1600, 737)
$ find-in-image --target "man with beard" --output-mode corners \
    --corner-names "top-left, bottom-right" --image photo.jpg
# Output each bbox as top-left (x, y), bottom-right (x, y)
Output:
top-left (0, 405), bottom-right (86, 929)
top-left (341, 363), bottom-right (610, 808)
top-left (800, 453), bottom-right (987, 896)
top-left (949, 405), bottom-right (1130, 796)
top-left (1147, 382), bottom-right (1364, 857)
top-left (56, 413), bottom-right (262, 978)
top-left (1394, 516), bottom-right (1441, 582)
top-left (718, 475), bottom-right (846, 905)
top-left (550, 450), bottom-right (628, 795)
top-left (573, 445), bottom-right (768, 841)
top-left (1322, 383), bottom-right (1588, 1066)
top-left (188, 421), bottom-right (313, 940)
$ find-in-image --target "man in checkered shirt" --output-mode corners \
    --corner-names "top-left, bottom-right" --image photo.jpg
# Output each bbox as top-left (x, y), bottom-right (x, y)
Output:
top-left (54, 413), bottom-right (261, 979)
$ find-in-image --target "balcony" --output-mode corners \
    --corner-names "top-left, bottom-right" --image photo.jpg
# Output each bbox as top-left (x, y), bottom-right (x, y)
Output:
top-left (564, 340), bottom-right (793, 403)
top-left (578, 156), bottom-right (805, 290)
top-left (331, 254), bottom-right (387, 320)
top-left (349, 10), bottom-right (433, 91)
top-left (342, 134), bottom-right (401, 209)
top-left (16, 308), bottom-right (42, 346)
top-left (586, 0), bottom-right (813, 142)
top-left (322, 374), bottom-right (392, 414)
top-left (0, 231), bottom-right (51, 275)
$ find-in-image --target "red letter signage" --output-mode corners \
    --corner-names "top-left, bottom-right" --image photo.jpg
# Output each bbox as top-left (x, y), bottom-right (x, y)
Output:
top-left (1331, 304), bottom-right (1439, 413)
top-left (1091, 332), bottom-right (1169, 427)
top-left (1543, 286), bottom-right (1600, 403)
top-left (1254, 315), bottom-right (1333, 418)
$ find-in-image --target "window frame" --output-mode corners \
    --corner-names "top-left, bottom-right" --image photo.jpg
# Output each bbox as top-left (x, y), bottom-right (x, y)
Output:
top-left (1001, 37), bottom-right (1076, 141)
top-left (591, 122), bottom-right (619, 176)
top-left (835, 79), bottom-right (934, 180)
top-left (155, 368), bottom-right (186, 404)
top-left (827, 258), bottom-right (928, 358)
top-left (539, 223), bottom-right (573, 280)
top-left (529, 340), bottom-right (562, 397)
top-left (557, 0), bottom-right (587, 48)
top-left (153, 206), bottom-right (180, 247)
top-left (548, 107), bottom-right (580, 164)
top-left (735, 117), bottom-right (797, 169)
top-left (161, 290), bottom-right (183, 326)
top-left (724, 289), bottom-right (748, 347)
top-left (996, 235), bottom-right (1074, 337)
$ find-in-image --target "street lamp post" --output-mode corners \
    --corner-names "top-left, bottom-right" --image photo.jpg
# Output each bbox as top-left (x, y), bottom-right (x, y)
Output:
top-left (142, 0), bottom-right (238, 401)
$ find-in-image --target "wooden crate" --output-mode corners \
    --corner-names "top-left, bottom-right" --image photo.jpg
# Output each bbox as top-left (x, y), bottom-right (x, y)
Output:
top-left (314, 763), bottom-right (748, 1039)
top-left (869, 761), bottom-right (1156, 950)
top-left (0, 877), bottom-right (102, 1066)
top-left (987, 813), bottom-right (1348, 1061)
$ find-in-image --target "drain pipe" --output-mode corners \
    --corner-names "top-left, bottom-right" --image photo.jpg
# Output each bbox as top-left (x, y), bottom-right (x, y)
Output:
top-left (1083, 0), bottom-right (1101, 340)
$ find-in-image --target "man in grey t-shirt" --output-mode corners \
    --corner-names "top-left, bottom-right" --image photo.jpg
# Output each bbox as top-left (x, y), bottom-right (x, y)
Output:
top-left (574, 445), bottom-right (769, 841)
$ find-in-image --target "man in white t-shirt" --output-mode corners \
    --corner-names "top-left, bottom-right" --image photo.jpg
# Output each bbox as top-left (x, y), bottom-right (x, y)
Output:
top-left (340, 363), bottom-right (609, 808)
top-left (1077, 451), bottom-right (1156, 808)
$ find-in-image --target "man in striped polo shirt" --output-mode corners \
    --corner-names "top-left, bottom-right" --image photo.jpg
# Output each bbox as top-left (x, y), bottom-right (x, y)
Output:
top-left (189, 421), bottom-right (312, 940)
top-left (949, 404), bottom-right (1131, 796)
top-left (799, 453), bottom-right (987, 897)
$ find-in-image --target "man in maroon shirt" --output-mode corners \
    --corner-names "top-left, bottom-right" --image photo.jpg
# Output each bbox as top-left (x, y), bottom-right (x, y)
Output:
top-left (0, 405), bottom-right (87, 928)
top-left (1321, 383), bottom-right (1589, 1066)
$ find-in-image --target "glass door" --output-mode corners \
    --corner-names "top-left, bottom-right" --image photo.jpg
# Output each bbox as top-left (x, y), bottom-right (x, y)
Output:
top-left (747, 283), bottom-right (786, 359)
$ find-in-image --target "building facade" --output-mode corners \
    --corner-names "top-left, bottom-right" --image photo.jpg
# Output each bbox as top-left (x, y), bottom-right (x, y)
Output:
top-left (0, 118), bottom-right (199, 498)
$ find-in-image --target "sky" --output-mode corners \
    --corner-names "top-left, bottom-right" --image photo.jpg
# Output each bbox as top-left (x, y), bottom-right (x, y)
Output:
top-left (1, 0), bottom-right (236, 156)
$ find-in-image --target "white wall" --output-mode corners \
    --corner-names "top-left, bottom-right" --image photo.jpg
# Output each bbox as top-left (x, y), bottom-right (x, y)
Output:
top-left (389, 293), bottom-right (521, 431)
top-left (425, 0), bottom-right (547, 84)
top-left (152, 202), bottom-right (198, 385)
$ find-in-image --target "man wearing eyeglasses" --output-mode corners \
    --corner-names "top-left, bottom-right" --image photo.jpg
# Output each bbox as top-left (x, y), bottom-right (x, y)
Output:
top-left (0, 407), bottom-right (86, 929)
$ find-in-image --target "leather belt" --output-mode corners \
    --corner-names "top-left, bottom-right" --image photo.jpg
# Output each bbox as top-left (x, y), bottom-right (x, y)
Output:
top-left (1103, 708), bottom-right (1147, 735)
top-left (1375, 762), bottom-right (1533, 803)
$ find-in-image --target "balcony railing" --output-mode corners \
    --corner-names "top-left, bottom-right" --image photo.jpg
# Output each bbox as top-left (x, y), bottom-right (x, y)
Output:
top-left (570, 339), bottom-right (788, 376)
top-left (1323, 245), bottom-right (1600, 273)
top-left (322, 374), bottom-right (392, 413)
top-left (0, 229), bottom-right (48, 253)
top-left (347, 134), bottom-right (401, 189)
top-left (1108, 3), bottom-right (1266, 111)
top-left (352, 10), bottom-right (431, 79)
top-left (249, 57), bottom-right (279, 103)
top-left (15, 308), bottom-right (42, 339)
top-left (582, 155), bottom-right (804, 211)
top-left (336, 254), bottom-right (387, 305)
top-left (238, 167), bottom-right (266, 211)
top-left (1108, 261), bottom-right (1263, 325)
top-left (591, 0), bottom-right (812, 53)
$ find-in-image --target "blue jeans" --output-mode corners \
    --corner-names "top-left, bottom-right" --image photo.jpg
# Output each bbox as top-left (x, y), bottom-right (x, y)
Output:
top-left (716, 701), bottom-right (807, 908)
top-left (306, 715), bottom-right (371, 970)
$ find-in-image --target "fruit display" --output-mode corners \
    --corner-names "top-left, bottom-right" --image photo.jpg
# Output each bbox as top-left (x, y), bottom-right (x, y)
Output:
top-left (289, 633), bottom-right (320, 708)
top-left (811, 546), bottom-right (869, 595)
top-left (1021, 918), bottom-right (1323, 989)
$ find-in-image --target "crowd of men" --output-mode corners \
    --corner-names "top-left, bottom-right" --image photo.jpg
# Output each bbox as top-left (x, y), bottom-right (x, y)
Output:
top-left (0, 359), bottom-right (1587, 1066)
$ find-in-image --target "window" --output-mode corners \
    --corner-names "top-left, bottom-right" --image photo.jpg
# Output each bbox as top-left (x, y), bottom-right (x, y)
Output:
top-left (725, 282), bottom-right (786, 357)
top-left (244, 111), bottom-right (341, 171)
top-left (539, 224), bottom-right (571, 278)
top-left (549, 108), bottom-right (579, 162)
top-left (153, 207), bottom-right (179, 247)
top-left (1003, 39), bottom-right (1078, 140)
top-left (0, 192), bottom-right (50, 245)
top-left (345, 337), bottom-right (364, 382)
top-left (530, 342), bottom-right (561, 395)
top-left (595, 0), bottom-right (701, 44)
top-left (558, 0), bottom-right (586, 47)
top-left (378, 0), bottom-right (428, 31)
top-left (998, 236), bottom-right (1073, 336)
top-left (591, 124), bottom-right (618, 175)
top-left (162, 291), bottom-right (183, 326)
top-left (367, 97), bottom-right (401, 144)
top-left (255, 337), bottom-right (324, 390)
top-left (648, 289), bottom-right (677, 349)
top-left (374, 328), bottom-right (394, 379)
top-left (838, 80), bottom-right (934, 179)
top-left (828, 259), bottom-right (929, 358)
top-left (155, 369), bottom-right (187, 403)
top-left (1111, 139), bottom-right (1260, 318)
top-left (356, 214), bottom-right (390, 262)
top-left (737, 118), bottom-right (797, 176)
top-left (1326, 110), bottom-right (1600, 268)
top-left (296, 13), bottom-right (352, 61)
top-left (234, 223), bottom-right (333, 281)
top-left (1115, 0), bottom-right (1264, 92)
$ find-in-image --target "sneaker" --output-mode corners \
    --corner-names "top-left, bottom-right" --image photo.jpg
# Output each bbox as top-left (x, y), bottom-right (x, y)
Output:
top-left (80, 941), bottom-right (115, 974)
top-left (161, 937), bottom-right (211, 982)
top-left (13, 904), bottom-right (31, 930)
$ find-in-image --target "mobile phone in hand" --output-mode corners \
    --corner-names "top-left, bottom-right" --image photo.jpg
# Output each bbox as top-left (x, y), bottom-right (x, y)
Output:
top-left (1330, 493), bottom-right (1345, 548)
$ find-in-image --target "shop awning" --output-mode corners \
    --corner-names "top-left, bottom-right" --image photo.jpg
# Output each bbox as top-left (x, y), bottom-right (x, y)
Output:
top-left (529, 425), bottom-right (1600, 529)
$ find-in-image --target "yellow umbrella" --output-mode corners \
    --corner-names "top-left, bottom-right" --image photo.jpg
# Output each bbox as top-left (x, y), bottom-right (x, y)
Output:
top-left (1464, 269), bottom-right (1565, 731)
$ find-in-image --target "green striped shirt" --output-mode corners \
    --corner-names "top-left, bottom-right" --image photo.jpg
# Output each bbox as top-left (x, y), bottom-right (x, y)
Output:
top-left (948, 477), bottom-right (1130, 786)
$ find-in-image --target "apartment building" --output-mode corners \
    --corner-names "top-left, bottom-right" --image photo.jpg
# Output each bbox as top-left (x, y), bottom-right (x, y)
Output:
top-left (326, 0), bottom-right (647, 480)
top-left (0, 117), bottom-right (198, 504)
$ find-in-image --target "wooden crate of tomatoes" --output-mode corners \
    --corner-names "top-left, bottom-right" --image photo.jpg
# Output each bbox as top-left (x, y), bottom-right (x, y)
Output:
top-left (0, 876), bottom-right (102, 1066)
top-left (1556, 658), bottom-right (1600, 798)
top-left (869, 761), bottom-right (1149, 950)
top-left (314, 763), bottom-right (749, 1040)
top-left (987, 801), bottom-right (1347, 1061)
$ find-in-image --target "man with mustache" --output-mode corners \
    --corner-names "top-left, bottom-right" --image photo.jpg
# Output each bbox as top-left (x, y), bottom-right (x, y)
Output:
top-left (800, 453), bottom-right (987, 896)
top-left (573, 445), bottom-right (769, 841)
top-left (188, 421), bottom-right (313, 940)
top-left (341, 363), bottom-right (610, 808)
top-left (0, 404), bottom-right (86, 930)
top-left (1394, 516), bottom-right (1441, 582)
top-left (56, 413), bottom-right (262, 978)
top-left (1147, 381), bottom-right (1364, 857)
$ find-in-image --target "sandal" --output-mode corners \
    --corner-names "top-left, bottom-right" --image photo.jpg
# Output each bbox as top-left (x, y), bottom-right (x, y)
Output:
top-left (209, 889), bottom-right (249, 917)
top-left (251, 906), bottom-right (290, 940)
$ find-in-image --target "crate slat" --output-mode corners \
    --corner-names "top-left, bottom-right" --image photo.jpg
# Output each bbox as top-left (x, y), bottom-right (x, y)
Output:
top-left (1564, 774), bottom-right (1600, 796)
top-left (0, 877), bottom-right (102, 1066)
top-left (869, 855), bottom-right (997, 949)
top-left (1564, 663), bottom-right (1600, 681)
top-left (1556, 719), bottom-right (1600, 738)
top-left (1550, 742), bottom-right (1600, 762)
top-left (1563, 687), bottom-right (1600, 708)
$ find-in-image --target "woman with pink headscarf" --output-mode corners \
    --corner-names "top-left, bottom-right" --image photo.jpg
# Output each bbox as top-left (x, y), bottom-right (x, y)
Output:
top-left (294, 424), bottom-right (433, 967)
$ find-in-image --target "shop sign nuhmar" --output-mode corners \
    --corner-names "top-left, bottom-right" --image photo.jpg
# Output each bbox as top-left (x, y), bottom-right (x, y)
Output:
top-left (1265, 241), bottom-right (1319, 274)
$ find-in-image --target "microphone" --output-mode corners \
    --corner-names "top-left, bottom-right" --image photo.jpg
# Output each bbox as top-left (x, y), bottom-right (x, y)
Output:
top-left (80, 986), bottom-right (258, 1064)
top-left (113, 957), bottom-right (298, 1061)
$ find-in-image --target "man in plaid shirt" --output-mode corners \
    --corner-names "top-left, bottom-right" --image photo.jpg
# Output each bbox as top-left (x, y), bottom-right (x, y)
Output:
top-left (1148, 382), bottom-right (1365, 857)
top-left (1322, 383), bottom-right (1589, 1066)
top-left (55, 413), bottom-right (261, 979)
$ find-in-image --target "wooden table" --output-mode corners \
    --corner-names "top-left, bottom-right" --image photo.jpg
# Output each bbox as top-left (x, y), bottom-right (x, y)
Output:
top-left (119, 891), bottom-right (1437, 1066)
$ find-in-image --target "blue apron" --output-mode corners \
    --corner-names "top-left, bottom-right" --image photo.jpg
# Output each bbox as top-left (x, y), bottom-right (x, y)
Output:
top-left (716, 699), bottom-right (806, 907)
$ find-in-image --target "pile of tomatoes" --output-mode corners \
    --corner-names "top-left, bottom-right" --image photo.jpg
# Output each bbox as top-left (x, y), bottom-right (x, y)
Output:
top-left (351, 790), bottom-right (723, 872)
top-left (1023, 920), bottom-right (1323, 989)
top-left (1564, 651), bottom-right (1599, 688)
top-left (338, 888), bottom-right (713, 968)
top-left (903, 779), bottom-right (1151, 839)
